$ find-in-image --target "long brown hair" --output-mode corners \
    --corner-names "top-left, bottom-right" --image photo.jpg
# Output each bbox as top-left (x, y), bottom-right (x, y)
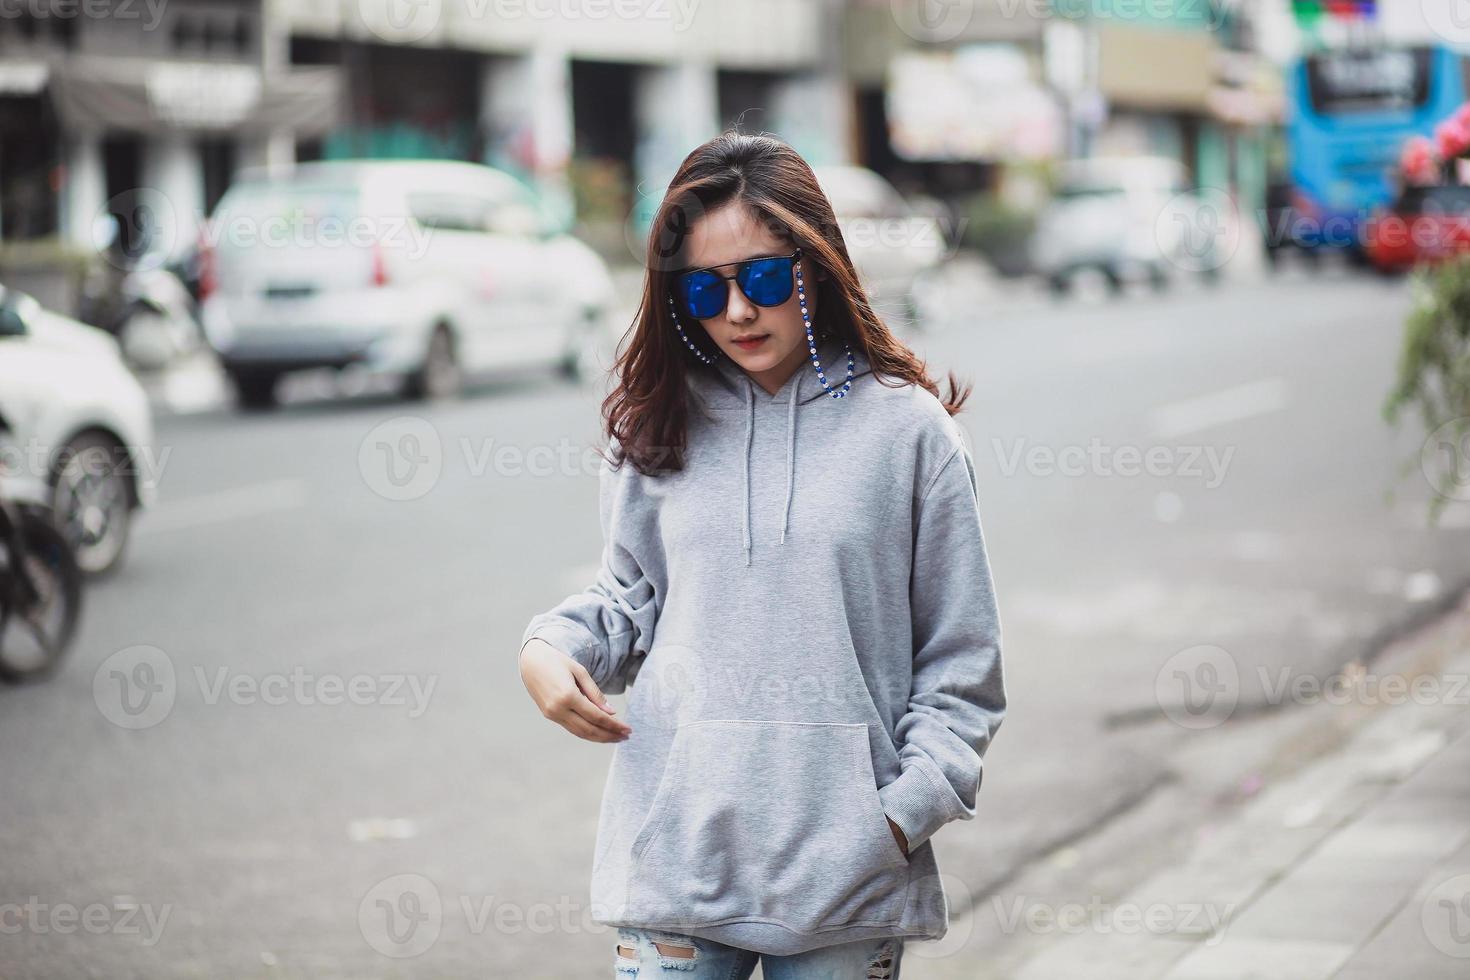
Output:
top-left (603, 131), bottom-right (972, 477)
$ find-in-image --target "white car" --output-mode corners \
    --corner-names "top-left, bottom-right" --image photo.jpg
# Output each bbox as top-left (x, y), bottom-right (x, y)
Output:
top-left (1031, 156), bottom-right (1226, 294)
top-left (811, 165), bottom-right (947, 325)
top-left (0, 286), bottom-right (156, 576)
top-left (201, 159), bottom-right (618, 408)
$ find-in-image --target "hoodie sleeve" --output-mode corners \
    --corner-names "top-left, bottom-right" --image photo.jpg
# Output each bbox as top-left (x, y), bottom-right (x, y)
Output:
top-left (879, 441), bottom-right (1007, 853)
top-left (518, 452), bottom-right (659, 696)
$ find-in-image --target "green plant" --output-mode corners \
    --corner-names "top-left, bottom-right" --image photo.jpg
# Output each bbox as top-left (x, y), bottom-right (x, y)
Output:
top-left (1384, 255), bottom-right (1470, 524)
top-left (958, 192), bottom-right (1037, 278)
top-left (567, 156), bottom-right (630, 226)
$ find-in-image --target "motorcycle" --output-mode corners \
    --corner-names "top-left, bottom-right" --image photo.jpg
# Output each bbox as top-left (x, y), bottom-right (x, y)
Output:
top-left (113, 261), bottom-right (204, 371)
top-left (0, 494), bottom-right (83, 684)
top-left (0, 417), bottom-right (83, 683)
top-left (78, 215), bottom-right (204, 372)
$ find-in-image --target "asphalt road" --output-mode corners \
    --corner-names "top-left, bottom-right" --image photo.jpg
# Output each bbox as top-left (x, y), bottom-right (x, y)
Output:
top-left (1, 267), bottom-right (1465, 979)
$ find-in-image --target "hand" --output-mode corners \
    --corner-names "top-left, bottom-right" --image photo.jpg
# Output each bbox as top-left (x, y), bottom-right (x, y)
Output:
top-left (886, 816), bottom-right (909, 858)
top-left (519, 639), bottom-right (632, 743)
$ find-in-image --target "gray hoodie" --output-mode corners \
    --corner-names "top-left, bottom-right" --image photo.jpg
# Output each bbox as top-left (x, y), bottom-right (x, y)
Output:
top-left (519, 331), bottom-right (1006, 955)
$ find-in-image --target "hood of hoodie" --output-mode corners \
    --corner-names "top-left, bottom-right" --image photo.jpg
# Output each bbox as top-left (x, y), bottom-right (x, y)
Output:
top-left (686, 330), bottom-right (874, 567)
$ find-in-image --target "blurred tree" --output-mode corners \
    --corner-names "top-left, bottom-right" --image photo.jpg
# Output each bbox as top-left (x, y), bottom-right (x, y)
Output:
top-left (1385, 255), bottom-right (1470, 524)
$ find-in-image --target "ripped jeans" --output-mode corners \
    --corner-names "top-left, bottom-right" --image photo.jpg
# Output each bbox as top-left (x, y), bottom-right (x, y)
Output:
top-left (614, 928), bottom-right (902, 979)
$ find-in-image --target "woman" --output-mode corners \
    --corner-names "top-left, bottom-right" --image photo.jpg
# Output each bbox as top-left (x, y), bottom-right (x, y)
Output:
top-left (518, 132), bottom-right (1006, 979)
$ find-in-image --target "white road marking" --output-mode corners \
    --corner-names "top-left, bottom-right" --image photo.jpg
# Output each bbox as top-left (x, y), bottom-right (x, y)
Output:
top-left (139, 479), bottom-right (309, 533)
top-left (1149, 377), bottom-right (1288, 439)
top-left (347, 817), bottom-right (418, 843)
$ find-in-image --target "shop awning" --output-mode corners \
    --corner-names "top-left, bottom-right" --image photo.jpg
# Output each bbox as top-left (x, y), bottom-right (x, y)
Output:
top-left (49, 56), bottom-right (343, 136)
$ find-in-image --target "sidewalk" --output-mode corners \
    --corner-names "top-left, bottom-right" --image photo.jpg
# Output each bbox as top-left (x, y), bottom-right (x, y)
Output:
top-left (923, 594), bottom-right (1470, 980)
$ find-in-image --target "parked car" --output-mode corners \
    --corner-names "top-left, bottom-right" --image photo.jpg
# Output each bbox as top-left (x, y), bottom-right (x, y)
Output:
top-left (1362, 183), bottom-right (1470, 273)
top-left (811, 165), bottom-right (946, 325)
top-left (1031, 156), bottom-right (1226, 294)
top-left (200, 160), bottom-right (618, 409)
top-left (0, 285), bottom-right (156, 576)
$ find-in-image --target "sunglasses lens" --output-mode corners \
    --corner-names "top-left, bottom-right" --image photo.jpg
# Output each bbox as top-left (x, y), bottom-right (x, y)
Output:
top-left (680, 270), bottom-right (725, 319)
top-left (739, 256), bottom-right (795, 307)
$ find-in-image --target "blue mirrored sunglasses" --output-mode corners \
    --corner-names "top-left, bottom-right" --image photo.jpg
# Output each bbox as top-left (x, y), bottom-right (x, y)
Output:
top-left (672, 248), bottom-right (803, 321)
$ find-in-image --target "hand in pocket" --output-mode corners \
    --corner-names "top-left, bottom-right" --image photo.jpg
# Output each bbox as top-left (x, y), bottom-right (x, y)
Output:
top-left (886, 816), bottom-right (909, 858)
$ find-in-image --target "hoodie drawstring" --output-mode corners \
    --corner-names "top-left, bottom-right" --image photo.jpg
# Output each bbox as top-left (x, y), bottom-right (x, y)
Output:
top-left (780, 378), bottom-right (797, 544)
top-left (742, 380), bottom-right (755, 566)
top-left (740, 372), bottom-right (802, 566)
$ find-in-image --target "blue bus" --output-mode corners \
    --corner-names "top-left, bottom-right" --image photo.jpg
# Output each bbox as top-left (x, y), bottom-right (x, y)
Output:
top-left (1284, 45), bottom-right (1465, 254)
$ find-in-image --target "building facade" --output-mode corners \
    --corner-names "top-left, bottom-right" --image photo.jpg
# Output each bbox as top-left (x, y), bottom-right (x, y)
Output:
top-left (0, 0), bottom-right (340, 254)
top-left (1, 0), bottom-right (851, 259)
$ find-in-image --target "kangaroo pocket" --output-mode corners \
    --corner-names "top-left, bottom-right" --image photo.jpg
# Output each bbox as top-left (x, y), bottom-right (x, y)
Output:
top-left (625, 720), bottom-right (910, 933)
